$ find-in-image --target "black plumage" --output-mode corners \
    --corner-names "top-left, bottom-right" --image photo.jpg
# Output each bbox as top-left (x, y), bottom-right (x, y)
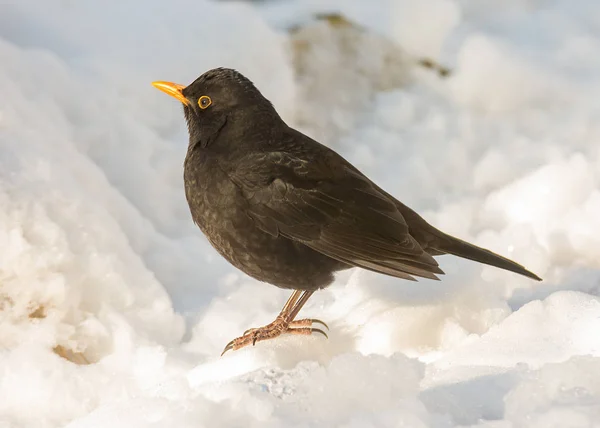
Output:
top-left (152, 68), bottom-right (541, 354)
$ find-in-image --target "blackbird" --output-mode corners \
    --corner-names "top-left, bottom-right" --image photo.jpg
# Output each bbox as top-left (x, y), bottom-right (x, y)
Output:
top-left (152, 68), bottom-right (541, 355)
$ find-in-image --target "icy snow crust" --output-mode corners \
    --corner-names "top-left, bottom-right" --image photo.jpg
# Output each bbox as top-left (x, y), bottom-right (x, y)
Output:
top-left (1, 0), bottom-right (600, 426)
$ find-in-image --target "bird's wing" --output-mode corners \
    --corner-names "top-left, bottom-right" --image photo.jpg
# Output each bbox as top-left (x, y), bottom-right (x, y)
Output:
top-left (227, 150), bottom-right (444, 281)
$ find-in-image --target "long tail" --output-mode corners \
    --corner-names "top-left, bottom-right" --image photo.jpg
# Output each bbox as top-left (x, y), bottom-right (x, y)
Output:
top-left (432, 234), bottom-right (542, 281)
top-left (380, 189), bottom-right (543, 281)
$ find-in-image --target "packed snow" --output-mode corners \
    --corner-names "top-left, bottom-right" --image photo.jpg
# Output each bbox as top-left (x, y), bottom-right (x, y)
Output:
top-left (1, 0), bottom-right (599, 426)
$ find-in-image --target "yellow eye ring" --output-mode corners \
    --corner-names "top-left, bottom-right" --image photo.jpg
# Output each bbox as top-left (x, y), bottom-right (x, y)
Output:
top-left (198, 95), bottom-right (212, 109)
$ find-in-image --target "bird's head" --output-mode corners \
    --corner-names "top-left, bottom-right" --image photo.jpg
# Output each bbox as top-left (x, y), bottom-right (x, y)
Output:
top-left (152, 68), bottom-right (277, 149)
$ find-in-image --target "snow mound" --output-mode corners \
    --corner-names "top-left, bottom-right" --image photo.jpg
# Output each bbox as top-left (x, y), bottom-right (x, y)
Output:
top-left (1, 0), bottom-right (600, 426)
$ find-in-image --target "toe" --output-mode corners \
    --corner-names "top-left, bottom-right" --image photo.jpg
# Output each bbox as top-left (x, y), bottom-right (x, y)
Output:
top-left (289, 318), bottom-right (329, 330)
top-left (286, 326), bottom-right (329, 339)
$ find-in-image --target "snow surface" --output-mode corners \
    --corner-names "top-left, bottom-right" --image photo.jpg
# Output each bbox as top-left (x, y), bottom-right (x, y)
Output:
top-left (1, 0), bottom-right (600, 426)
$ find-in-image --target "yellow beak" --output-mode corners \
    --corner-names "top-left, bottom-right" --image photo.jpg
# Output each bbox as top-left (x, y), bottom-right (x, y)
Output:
top-left (151, 81), bottom-right (190, 105)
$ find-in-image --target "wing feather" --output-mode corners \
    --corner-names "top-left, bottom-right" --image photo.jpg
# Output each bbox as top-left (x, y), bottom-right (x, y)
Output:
top-left (229, 150), bottom-right (445, 281)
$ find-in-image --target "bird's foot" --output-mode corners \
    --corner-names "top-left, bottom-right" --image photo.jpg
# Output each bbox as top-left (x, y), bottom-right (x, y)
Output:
top-left (221, 317), bottom-right (328, 356)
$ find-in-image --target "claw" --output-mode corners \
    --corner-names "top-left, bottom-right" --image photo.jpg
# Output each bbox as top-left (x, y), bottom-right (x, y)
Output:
top-left (221, 341), bottom-right (235, 356)
top-left (311, 328), bottom-right (329, 339)
top-left (309, 319), bottom-right (329, 331)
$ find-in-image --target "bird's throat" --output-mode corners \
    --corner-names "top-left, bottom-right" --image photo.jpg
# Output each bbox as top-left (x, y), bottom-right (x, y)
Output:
top-left (187, 114), bottom-right (228, 150)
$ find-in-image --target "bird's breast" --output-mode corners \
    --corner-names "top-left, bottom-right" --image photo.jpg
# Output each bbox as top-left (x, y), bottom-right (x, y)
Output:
top-left (182, 151), bottom-right (346, 290)
top-left (183, 151), bottom-right (239, 233)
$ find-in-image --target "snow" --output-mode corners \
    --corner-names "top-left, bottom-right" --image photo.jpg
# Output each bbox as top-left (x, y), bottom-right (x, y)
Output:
top-left (1, 0), bottom-right (600, 426)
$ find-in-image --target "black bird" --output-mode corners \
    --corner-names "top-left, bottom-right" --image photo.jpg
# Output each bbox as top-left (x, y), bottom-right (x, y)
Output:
top-left (152, 68), bottom-right (541, 355)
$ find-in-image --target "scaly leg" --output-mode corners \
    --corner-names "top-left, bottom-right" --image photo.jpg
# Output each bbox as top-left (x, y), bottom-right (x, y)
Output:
top-left (221, 290), bottom-right (328, 356)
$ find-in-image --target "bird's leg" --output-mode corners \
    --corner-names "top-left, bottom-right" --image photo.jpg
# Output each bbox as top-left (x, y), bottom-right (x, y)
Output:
top-left (221, 290), bottom-right (328, 356)
top-left (284, 290), bottom-right (329, 332)
top-left (242, 289), bottom-right (303, 336)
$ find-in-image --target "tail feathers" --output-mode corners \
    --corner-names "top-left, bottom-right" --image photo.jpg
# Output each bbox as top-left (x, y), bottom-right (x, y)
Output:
top-left (433, 235), bottom-right (542, 281)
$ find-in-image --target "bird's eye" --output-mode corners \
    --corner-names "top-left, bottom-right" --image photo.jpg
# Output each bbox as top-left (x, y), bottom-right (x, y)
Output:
top-left (198, 95), bottom-right (212, 109)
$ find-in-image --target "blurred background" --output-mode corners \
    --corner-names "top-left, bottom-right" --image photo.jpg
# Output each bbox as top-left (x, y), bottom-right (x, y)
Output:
top-left (1, 0), bottom-right (599, 426)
